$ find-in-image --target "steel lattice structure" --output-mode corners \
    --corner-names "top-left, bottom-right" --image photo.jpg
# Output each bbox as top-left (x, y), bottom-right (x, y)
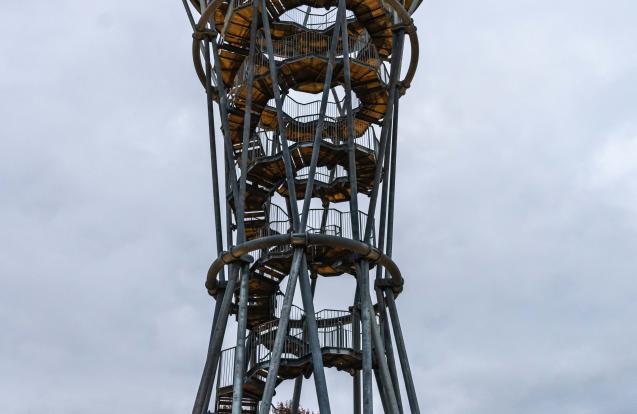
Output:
top-left (180, 0), bottom-right (422, 412)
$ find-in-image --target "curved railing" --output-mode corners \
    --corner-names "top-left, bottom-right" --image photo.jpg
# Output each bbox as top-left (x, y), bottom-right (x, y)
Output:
top-left (192, 0), bottom-right (419, 94)
top-left (242, 126), bottom-right (379, 162)
top-left (269, 94), bottom-right (361, 121)
top-left (255, 204), bottom-right (372, 241)
top-left (217, 307), bottom-right (357, 388)
top-left (229, 31), bottom-right (389, 90)
top-left (278, 6), bottom-right (355, 31)
top-left (226, 0), bottom-right (358, 30)
top-left (246, 204), bottom-right (375, 263)
top-left (295, 165), bottom-right (347, 185)
top-left (257, 30), bottom-right (380, 63)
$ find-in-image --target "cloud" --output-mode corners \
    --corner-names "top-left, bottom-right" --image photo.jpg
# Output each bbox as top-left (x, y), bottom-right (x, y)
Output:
top-left (1, 0), bottom-right (636, 413)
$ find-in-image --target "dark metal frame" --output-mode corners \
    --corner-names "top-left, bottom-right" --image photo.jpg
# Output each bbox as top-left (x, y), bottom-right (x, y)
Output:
top-left (180, 0), bottom-right (423, 411)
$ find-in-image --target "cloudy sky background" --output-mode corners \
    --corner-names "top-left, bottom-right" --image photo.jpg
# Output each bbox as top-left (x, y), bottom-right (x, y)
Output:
top-left (1, 0), bottom-right (637, 412)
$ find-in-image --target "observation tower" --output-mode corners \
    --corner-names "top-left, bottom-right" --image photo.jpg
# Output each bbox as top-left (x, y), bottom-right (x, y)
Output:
top-left (180, 0), bottom-right (422, 411)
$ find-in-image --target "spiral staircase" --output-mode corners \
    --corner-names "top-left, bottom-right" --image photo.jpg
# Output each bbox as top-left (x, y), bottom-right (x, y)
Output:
top-left (181, 0), bottom-right (422, 410)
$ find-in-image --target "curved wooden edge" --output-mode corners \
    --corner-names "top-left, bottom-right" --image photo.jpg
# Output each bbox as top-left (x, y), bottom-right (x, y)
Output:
top-left (205, 233), bottom-right (405, 297)
top-left (379, 0), bottom-right (419, 90)
top-left (190, 0), bottom-right (419, 94)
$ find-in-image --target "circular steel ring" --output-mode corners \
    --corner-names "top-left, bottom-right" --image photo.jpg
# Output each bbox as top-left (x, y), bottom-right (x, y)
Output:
top-left (191, 0), bottom-right (419, 94)
top-left (205, 233), bottom-right (404, 295)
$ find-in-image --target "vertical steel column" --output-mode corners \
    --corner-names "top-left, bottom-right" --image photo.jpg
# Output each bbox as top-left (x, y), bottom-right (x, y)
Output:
top-left (232, 0), bottom-right (259, 408)
top-left (385, 70), bottom-right (400, 264)
top-left (201, 13), bottom-right (226, 268)
top-left (229, 0), bottom-right (259, 410)
top-left (258, 3), bottom-right (332, 412)
top-left (187, 1), bottom-right (247, 411)
top-left (382, 33), bottom-right (421, 413)
top-left (181, 0), bottom-right (196, 29)
top-left (383, 88), bottom-right (406, 414)
top-left (375, 289), bottom-right (404, 414)
top-left (361, 261), bottom-right (401, 414)
top-left (374, 368), bottom-right (390, 413)
top-left (297, 256), bottom-right (332, 413)
top-left (384, 292), bottom-right (419, 414)
top-left (259, 0), bottom-right (301, 227)
top-left (319, 169), bottom-right (337, 234)
top-left (343, 12), bottom-right (406, 414)
top-left (364, 33), bottom-right (405, 243)
top-left (339, 8), bottom-right (382, 409)
top-left (258, 4), bottom-right (345, 413)
top-left (256, 4), bottom-right (315, 411)
top-left (258, 250), bottom-right (304, 414)
top-left (202, 283), bottom-right (225, 411)
top-left (194, 3), bottom-right (242, 211)
top-left (298, 6), bottom-right (344, 230)
top-left (376, 29), bottom-right (420, 414)
top-left (372, 108), bottom-right (404, 414)
top-left (182, 0), bottom-right (231, 410)
top-left (215, 355), bottom-right (222, 409)
top-left (291, 274), bottom-right (318, 414)
top-left (235, 0), bottom-right (260, 244)
top-left (224, 153), bottom-right (234, 249)
top-left (291, 369), bottom-right (303, 414)
top-left (231, 262), bottom-right (252, 413)
top-left (357, 261), bottom-right (373, 414)
top-left (354, 28), bottom-right (408, 412)
top-left (193, 264), bottom-right (239, 414)
top-left (280, 14), bottom-right (346, 412)
top-left (352, 287), bottom-right (362, 414)
top-left (204, 33), bottom-right (244, 217)
top-left (339, 0), bottom-right (360, 241)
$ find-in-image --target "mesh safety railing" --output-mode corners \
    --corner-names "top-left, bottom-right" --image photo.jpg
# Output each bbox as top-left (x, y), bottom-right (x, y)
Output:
top-left (252, 205), bottom-right (372, 241)
top-left (241, 125), bottom-right (379, 162)
top-left (248, 204), bottom-right (375, 263)
top-left (269, 94), bottom-right (360, 121)
top-left (217, 307), bottom-right (357, 388)
top-left (278, 6), bottom-right (355, 31)
top-left (229, 30), bottom-right (385, 91)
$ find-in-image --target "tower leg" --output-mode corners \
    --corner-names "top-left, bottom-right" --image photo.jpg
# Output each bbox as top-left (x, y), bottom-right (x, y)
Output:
top-left (385, 292), bottom-right (421, 414)
top-left (202, 285), bottom-right (224, 412)
top-left (374, 92), bottom-right (404, 414)
top-left (361, 261), bottom-right (401, 413)
top-left (374, 368), bottom-right (390, 413)
top-left (298, 256), bottom-right (331, 414)
top-left (259, 0), bottom-right (301, 225)
top-left (231, 263), bottom-right (251, 413)
top-left (291, 275), bottom-right (318, 414)
top-left (291, 376), bottom-right (303, 414)
top-left (258, 249), bottom-right (303, 413)
top-left (376, 290), bottom-right (404, 414)
top-left (193, 265), bottom-right (239, 414)
top-left (358, 261), bottom-right (373, 414)
top-left (339, 0), bottom-right (361, 241)
top-left (231, 0), bottom-right (259, 408)
top-left (353, 287), bottom-right (362, 414)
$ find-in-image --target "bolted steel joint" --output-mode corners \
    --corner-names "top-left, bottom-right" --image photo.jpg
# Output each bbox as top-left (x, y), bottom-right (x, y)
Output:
top-left (375, 277), bottom-right (404, 295)
top-left (192, 29), bottom-right (216, 41)
top-left (219, 251), bottom-right (233, 264)
top-left (290, 232), bottom-right (308, 247)
top-left (238, 254), bottom-right (254, 264)
top-left (391, 20), bottom-right (414, 33)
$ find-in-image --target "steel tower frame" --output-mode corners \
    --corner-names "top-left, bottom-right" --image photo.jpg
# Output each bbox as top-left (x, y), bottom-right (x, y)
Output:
top-left (180, 0), bottom-right (422, 411)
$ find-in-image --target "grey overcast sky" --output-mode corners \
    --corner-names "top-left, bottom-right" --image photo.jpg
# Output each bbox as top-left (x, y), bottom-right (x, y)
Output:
top-left (1, 0), bottom-right (636, 413)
